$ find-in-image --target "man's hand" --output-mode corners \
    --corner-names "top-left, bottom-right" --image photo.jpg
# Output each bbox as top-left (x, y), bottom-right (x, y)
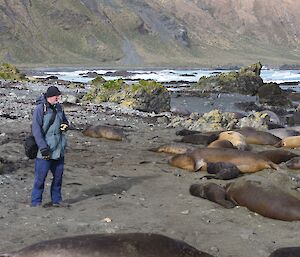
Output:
top-left (40, 148), bottom-right (50, 160)
top-left (60, 123), bottom-right (69, 132)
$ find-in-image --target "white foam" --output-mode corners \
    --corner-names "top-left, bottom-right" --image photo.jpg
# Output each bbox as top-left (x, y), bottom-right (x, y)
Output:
top-left (43, 68), bottom-right (300, 85)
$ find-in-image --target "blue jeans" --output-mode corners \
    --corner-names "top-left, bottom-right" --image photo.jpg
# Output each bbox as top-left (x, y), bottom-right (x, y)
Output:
top-left (31, 157), bottom-right (64, 206)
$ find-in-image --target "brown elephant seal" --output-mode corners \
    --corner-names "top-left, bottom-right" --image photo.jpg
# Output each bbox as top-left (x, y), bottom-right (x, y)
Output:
top-left (269, 247), bottom-right (300, 257)
top-left (217, 131), bottom-right (249, 150)
top-left (235, 127), bottom-right (281, 145)
top-left (190, 183), bottom-right (235, 208)
top-left (274, 135), bottom-right (300, 148)
top-left (179, 133), bottom-right (218, 145)
top-left (286, 157), bottom-right (300, 169)
top-left (207, 139), bottom-right (236, 149)
top-left (168, 154), bottom-right (207, 172)
top-left (226, 179), bottom-right (300, 221)
top-left (204, 162), bottom-right (241, 180)
top-left (82, 125), bottom-right (125, 141)
top-left (169, 148), bottom-right (278, 173)
top-left (148, 143), bottom-right (196, 155)
top-left (0, 233), bottom-right (214, 257)
top-left (258, 149), bottom-right (300, 164)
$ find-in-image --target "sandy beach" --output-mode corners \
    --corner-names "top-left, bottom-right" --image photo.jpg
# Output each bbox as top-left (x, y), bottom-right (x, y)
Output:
top-left (0, 80), bottom-right (300, 257)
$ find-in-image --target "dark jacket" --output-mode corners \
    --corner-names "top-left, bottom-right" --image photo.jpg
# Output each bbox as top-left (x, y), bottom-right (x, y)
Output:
top-left (32, 94), bottom-right (68, 160)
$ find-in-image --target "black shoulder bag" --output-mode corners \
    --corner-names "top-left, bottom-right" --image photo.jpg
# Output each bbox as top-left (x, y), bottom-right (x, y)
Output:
top-left (24, 109), bottom-right (57, 159)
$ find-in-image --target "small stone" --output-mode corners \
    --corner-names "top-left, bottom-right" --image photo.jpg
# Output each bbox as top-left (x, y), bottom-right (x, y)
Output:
top-left (181, 210), bottom-right (190, 215)
top-left (102, 217), bottom-right (112, 223)
top-left (210, 246), bottom-right (219, 252)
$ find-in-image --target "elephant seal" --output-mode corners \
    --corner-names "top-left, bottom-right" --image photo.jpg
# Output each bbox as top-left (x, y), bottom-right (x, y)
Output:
top-left (274, 135), bottom-right (300, 148)
top-left (269, 247), bottom-right (300, 257)
top-left (168, 148), bottom-right (278, 173)
top-left (207, 139), bottom-right (236, 149)
top-left (259, 110), bottom-right (283, 127)
top-left (176, 129), bottom-right (221, 137)
top-left (226, 179), bottom-right (300, 221)
top-left (286, 157), bottom-right (300, 169)
top-left (190, 183), bottom-right (235, 208)
top-left (258, 149), bottom-right (300, 164)
top-left (204, 162), bottom-right (241, 180)
top-left (175, 129), bottom-right (201, 136)
top-left (148, 143), bottom-right (195, 155)
top-left (179, 133), bottom-right (218, 145)
top-left (235, 127), bottom-right (281, 145)
top-left (0, 233), bottom-right (214, 257)
top-left (168, 154), bottom-right (207, 172)
top-left (268, 128), bottom-right (300, 139)
top-left (217, 131), bottom-right (248, 150)
top-left (82, 125), bottom-right (125, 141)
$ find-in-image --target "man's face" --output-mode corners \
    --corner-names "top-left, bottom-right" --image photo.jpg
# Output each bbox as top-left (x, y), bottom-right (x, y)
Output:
top-left (47, 95), bottom-right (61, 105)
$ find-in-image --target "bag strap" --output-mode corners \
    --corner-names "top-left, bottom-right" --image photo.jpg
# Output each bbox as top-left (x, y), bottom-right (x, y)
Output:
top-left (43, 107), bottom-right (57, 135)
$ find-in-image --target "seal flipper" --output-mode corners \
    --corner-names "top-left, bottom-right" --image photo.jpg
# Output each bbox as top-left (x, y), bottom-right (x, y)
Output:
top-left (268, 161), bottom-right (280, 170)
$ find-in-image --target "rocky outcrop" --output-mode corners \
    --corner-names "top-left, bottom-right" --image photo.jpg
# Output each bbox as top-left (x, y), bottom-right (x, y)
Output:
top-left (83, 79), bottom-right (170, 113)
top-left (119, 80), bottom-right (170, 113)
top-left (194, 62), bottom-right (292, 108)
top-left (195, 62), bottom-right (264, 95)
top-left (0, 63), bottom-right (27, 81)
top-left (168, 109), bottom-right (270, 131)
top-left (257, 83), bottom-right (292, 107)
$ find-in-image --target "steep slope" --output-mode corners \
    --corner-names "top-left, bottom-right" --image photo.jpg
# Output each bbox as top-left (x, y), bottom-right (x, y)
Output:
top-left (0, 0), bottom-right (300, 67)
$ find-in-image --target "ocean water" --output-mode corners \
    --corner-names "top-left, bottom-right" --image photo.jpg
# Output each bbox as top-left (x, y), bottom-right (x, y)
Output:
top-left (38, 68), bottom-right (300, 114)
top-left (42, 68), bottom-right (300, 86)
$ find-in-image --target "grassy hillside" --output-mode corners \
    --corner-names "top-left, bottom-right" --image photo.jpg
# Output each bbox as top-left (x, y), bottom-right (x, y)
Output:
top-left (1, 0), bottom-right (300, 68)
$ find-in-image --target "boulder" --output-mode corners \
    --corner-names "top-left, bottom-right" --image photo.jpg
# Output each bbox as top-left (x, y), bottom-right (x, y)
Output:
top-left (194, 62), bottom-right (292, 108)
top-left (120, 80), bottom-right (170, 113)
top-left (195, 62), bottom-right (263, 95)
top-left (83, 78), bottom-right (125, 103)
top-left (82, 79), bottom-right (170, 113)
top-left (257, 83), bottom-right (292, 107)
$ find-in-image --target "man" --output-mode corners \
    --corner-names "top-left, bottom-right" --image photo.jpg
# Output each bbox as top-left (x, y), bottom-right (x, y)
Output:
top-left (31, 86), bottom-right (69, 207)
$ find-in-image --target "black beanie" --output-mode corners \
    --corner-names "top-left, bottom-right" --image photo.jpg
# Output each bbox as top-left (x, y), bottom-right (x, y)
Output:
top-left (45, 86), bottom-right (61, 98)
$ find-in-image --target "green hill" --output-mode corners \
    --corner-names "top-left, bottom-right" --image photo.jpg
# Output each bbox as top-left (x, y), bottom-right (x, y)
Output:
top-left (1, 0), bottom-right (300, 68)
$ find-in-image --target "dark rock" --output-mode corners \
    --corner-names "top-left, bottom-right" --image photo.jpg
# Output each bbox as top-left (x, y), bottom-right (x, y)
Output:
top-left (104, 70), bottom-right (137, 77)
top-left (279, 64), bottom-right (300, 70)
top-left (257, 83), bottom-right (292, 107)
top-left (80, 72), bottom-right (99, 78)
top-left (234, 102), bottom-right (262, 112)
top-left (195, 62), bottom-right (264, 95)
top-left (286, 111), bottom-right (300, 126)
top-left (45, 75), bottom-right (59, 80)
